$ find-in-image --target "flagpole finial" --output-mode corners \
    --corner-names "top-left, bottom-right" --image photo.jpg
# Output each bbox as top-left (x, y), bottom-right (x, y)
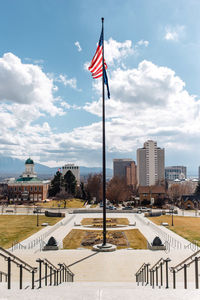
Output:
top-left (101, 17), bottom-right (104, 22)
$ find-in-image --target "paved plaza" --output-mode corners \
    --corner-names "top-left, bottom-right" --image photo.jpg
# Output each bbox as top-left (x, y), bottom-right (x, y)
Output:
top-left (0, 210), bottom-right (200, 299)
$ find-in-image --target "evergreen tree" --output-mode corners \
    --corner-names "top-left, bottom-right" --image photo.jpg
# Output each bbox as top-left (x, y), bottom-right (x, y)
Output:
top-left (80, 182), bottom-right (87, 200)
top-left (194, 181), bottom-right (200, 196)
top-left (63, 170), bottom-right (77, 195)
top-left (48, 171), bottom-right (62, 197)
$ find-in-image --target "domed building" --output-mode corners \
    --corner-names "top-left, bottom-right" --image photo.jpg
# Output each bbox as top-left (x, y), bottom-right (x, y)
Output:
top-left (7, 158), bottom-right (50, 202)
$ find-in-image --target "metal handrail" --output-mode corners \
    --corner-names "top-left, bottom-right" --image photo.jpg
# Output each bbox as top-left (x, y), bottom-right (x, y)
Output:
top-left (62, 263), bottom-right (74, 277)
top-left (0, 247), bottom-right (36, 272)
top-left (150, 258), bottom-right (165, 271)
top-left (0, 247), bottom-right (37, 289)
top-left (170, 249), bottom-right (200, 272)
top-left (135, 263), bottom-right (148, 275)
top-left (43, 258), bottom-right (59, 271)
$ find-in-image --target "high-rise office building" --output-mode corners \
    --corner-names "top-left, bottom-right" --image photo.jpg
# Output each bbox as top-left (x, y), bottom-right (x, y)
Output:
top-left (113, 159), bottom-right (137, 186)
top-left (137, 140), bottom-right (165, 186)
top-left (165, 166), bottom-right (187, 181)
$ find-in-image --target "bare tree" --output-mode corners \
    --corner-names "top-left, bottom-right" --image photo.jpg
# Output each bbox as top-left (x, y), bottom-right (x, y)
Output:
top-left (106, 176), bottom-right (131, 206)
top-left (86, 173), bottom-right (102, 203)
top-left (168, 181), bottom-right (195, 203)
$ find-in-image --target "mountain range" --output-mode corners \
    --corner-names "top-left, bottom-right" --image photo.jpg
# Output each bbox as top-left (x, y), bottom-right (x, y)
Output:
top-left (0, 156), bottom-right (112, 178)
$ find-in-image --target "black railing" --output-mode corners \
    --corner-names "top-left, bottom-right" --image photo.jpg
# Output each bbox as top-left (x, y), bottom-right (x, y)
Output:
top-left (0, 247), bottom-right (37, 289)
top-left (170, 249), bottom-right (200, 289)
top-left (149, 258), bottom-right (171, 289)
top-left (0, 246), bottom-right (75, 290)
top-left (36, 258), bottom-right (74, 288)
top-left (135, 263), bottom-right (150, 286)
top-left (135, 257), bottom-right (171, 289)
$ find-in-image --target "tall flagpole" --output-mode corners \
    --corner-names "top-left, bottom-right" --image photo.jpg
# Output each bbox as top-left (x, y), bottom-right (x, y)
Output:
top-left (92, 18), bottom-right (116, 252)
top-left (101, 17), bottom-right (107, 246)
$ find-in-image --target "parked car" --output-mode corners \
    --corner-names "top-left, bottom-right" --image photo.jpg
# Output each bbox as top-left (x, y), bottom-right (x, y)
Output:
top-left (107, 205), bottom-right (117, 210)
top-left (122, 206), bottom-right (133, 210)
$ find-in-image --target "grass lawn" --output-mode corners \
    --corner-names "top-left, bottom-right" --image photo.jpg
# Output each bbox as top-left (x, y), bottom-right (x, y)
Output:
top-left (0, 215), bottom-right (63, 249)
top-left (90, 204), bottom-right (98, 208)
top-left (148, 215), bottom-right (200, 246)
top-left (63, 229), bottom-right (147, 250)
top-left (81, 218), bottom-right (129, 227)
top-left (36, 198), bottom-right (85, 209)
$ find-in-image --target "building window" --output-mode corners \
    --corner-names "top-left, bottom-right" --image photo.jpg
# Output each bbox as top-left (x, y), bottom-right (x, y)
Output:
top-left (30, 187), bottom-right (33, 191)
top-left (38, 187), bottom-right (41, 191)
top-left (34, 186), bottom-right (37, 192)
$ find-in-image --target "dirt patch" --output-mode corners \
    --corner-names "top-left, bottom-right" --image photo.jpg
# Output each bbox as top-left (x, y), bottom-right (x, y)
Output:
top-left (63, 229), bottom-right (147, 250)
top-left (81, 218), bottom-right (129, 227)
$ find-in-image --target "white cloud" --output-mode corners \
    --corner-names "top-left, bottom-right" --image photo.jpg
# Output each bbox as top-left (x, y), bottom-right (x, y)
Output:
top-left (84, 59), bottom-right (200, 158)
top-left (104, 38), bottom-right (134, 65)
top-left (164, 25), bottom-right (185, 41)
top-left (1, 45), bottom-right (200, 171)
top-left (136, 40), bottom-right (149, 47)
top-left (85, 38), bottom-right (149, 72)
top-left (0, 52), bottom-right (62, 116)
top-left (58, 74), bottom-right (77, 89)
top-left (75, 41), bottom-right (82, 52)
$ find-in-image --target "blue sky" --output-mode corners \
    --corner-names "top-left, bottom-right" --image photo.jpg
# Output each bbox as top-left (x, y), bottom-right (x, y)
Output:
top-left (0, 0), bottom-right (200, 175)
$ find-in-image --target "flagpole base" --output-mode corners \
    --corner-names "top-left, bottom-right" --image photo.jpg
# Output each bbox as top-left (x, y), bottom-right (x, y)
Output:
top-left (92, 243), bottom-right (116, 252)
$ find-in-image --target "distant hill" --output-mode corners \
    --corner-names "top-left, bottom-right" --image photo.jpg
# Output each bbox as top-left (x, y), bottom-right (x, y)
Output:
top-left (0, 156), bottom-right (112, 178)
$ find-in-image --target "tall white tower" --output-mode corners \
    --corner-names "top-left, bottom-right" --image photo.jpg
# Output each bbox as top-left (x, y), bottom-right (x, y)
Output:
top-left (137, 140), bottom-right (164, 186)
top-left (22, 158), bottom-right (37, 178)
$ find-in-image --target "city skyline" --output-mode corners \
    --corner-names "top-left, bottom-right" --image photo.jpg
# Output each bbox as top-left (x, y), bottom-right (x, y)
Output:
top-left (0, 1), bottom-right (200, 175)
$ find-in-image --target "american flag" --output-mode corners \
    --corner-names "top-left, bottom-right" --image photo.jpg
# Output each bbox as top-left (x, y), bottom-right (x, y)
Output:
top-left (88, 29), bottom-right (110, 98)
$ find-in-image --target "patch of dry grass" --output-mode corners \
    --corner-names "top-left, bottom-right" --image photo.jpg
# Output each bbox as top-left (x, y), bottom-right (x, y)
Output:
top-left (63, 229), bottom-right (147, 250)
top-left (0, 215), bottom-right (63, 249)
top-left (148, 215), bottom-right (200, 246)
top-left (81, 218), bottom-right (129, 227)
top-left (36, 198), bottom-right (85, 208)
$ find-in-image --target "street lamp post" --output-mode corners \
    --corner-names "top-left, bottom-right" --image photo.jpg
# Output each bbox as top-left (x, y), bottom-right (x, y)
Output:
top-left (36, 207), bottom-right (39, 227)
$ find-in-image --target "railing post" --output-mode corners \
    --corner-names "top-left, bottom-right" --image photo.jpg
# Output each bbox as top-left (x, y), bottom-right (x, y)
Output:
top-left (54, 269), bottom-right (57, 286)
top-left (50, 267), bottom-right (52, 286)
top-left (36, 259), bottom-right (43, 288)
top-left (184, 264), bottom-right (187, 289)
top-left (61, 266), bottom-right (64, 282)
top-left (57, 270), bottom-right (59, 285)
top-left (65, 267), bottom-right (67, 282)
top-left (195, 257), bottom-right (199, 289)
top-left (156, 266), bottom-right (158, 286)
top-left (165, 259), bottom-right (170, 289)
top-left (7, 257), bottom-right (11, 290)
top-left (146, 264), bottom-right (149, 285)
top-left (152, 270), bottom-right (154, 289)
top-left (160, 263), bottom-right (163, 286)
top-left (32, 270), bottom-right (35, 289)
top-left (142, 267), bottom-right (144, 286)
top-left (45, 263), bottom-right (47, 286)
top-left (150, 270), bottom-right (152, 286)
top-left (19, 264), bottom-right (23, 289)
top-left (173, 270), bottom-right (176, 289)
top-left (60, 268), bottom-right (62, 284)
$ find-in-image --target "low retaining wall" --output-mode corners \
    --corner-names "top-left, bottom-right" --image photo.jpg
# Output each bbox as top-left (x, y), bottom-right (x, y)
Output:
top-left (72, 209), bottom-right (137, 214)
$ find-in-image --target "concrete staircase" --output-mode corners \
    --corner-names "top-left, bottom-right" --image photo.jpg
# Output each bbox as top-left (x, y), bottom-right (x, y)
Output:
top-left (0, 281), bottom-right (200, 300)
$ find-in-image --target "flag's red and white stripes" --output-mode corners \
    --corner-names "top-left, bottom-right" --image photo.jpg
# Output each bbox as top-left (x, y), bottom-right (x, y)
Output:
top-left (88, 45), bottom-right (107, 79)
